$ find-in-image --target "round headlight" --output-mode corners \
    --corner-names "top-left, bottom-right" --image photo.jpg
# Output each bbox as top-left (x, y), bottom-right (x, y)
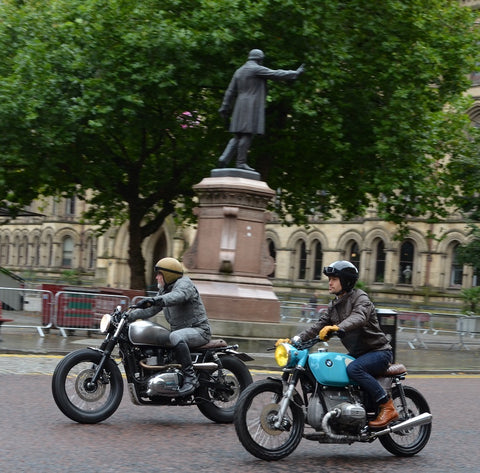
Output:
top-left (274, 343), bottom-right (291, 368)
top-left (99, 313), bottom-right (112, 333)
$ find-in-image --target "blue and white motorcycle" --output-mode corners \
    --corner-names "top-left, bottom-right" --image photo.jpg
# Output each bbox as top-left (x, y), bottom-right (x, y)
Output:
top-left (234, 334), bottom-right (432, 460)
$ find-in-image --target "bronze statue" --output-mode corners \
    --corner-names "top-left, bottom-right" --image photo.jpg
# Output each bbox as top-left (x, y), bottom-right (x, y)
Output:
top-left (218, 49), bottom-right (304, 171)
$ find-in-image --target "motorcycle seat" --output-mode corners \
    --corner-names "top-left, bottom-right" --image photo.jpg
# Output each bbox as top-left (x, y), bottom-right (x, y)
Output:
top-left (197, 339), bottom-right (228, 349)
top-left (383, 363), bottom-right (407, 376)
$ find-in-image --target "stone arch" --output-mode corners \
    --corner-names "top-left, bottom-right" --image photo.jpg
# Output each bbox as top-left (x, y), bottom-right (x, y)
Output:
top-left (286, 229), bottom-right (308, 281)
top-left (265, 228), bottom-right (282, 279)
top-left (40, 227), bottom-right (56, 268)
top-left (363, 227), bottom-right (391, 284)
top-left (55, 227), bottom-right (81, 268)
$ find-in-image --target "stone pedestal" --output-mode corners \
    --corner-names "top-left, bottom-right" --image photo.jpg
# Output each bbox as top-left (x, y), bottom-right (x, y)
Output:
top-left (183, 172), bottom-right (280, 322)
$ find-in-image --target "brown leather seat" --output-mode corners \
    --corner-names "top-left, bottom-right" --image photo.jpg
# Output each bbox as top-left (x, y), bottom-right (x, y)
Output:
top-left (383, 363), bottom-right (407, 376)
top-left (197, 339), bottom-right (228, 350)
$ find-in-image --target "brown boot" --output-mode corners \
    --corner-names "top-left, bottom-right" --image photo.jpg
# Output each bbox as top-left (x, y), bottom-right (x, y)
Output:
top-left (368, 399), bottom-right (399, 429)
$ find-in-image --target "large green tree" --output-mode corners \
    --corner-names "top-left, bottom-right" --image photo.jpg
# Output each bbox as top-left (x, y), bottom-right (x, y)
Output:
top-left (1, 0), bottom-right (479, 289)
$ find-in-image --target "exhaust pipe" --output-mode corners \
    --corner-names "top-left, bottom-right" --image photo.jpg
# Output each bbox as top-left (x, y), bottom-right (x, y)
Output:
top-left (371, 412), bottom-right (432, 439)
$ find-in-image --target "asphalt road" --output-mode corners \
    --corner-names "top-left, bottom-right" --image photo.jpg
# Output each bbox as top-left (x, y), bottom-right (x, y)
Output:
top-left (1, 355), bottom-right (480, 473)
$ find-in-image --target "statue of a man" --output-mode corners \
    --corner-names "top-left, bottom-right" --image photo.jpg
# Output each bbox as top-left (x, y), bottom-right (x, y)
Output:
top-left (218, 49), bottom-right (304, 171)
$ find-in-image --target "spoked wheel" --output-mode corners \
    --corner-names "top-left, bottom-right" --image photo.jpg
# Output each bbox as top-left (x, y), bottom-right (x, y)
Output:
top-left (196, 355), bottom-right (253, 423)
top-left (52, 348), bottom-right (124, 424)
top-left (234, 379), bottom-right (304, 460)
top-left (379, 385), bottom-right (432, 456)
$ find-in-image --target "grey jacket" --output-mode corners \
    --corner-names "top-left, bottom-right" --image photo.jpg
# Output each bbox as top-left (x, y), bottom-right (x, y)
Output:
top-left (219, 60), bottom-right (301, 135)
top-left (297, 289), bottom-right (391, 358)
top-left (131, 276), bottom-right (211, 340)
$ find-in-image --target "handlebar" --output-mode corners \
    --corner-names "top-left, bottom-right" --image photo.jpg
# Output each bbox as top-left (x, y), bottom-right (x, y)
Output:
top-left (271, 329), bottom-right (346, 351)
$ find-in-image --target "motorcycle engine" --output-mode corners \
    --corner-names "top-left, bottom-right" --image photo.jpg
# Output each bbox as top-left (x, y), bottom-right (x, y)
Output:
top-left (146, 369), bottom-right (183, 397)
top-left (307, 391), bottom-right (366, 433)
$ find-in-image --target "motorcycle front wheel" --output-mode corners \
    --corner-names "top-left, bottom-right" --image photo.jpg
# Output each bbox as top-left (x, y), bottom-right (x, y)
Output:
top-left (52, 348), bottom-right (124, 424)
top-left (233, 378), bottom-right (304, 461)
top-left (379, 385), bottom-right (432, 456)
top-left (196, 355), bottom-right (253, 423)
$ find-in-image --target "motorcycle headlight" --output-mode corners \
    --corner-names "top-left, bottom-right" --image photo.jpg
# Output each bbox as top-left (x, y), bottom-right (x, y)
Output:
top-left (99, 313), bottom-right (112, 333)
top-left (275, 343), bottom-right (292, 368)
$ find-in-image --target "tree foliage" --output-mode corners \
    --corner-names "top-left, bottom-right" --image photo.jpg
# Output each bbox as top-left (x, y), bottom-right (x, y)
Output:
top-left (0, 0), bottom-right (479, 288)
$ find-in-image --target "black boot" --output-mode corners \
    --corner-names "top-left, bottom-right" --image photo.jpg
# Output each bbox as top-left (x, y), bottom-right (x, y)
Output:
top-left (173, 341), bottom-right (199, 396)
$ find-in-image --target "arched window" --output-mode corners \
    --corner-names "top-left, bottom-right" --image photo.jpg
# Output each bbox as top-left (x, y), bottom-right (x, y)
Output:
top-left (348, 241), bottom-right (360, 273)
top-left (33, 236), bottom-right (40, 266)
top-left (312, 240), bottom-right (323, 280)
top-left (15, 235), bottom-right (22, 266)
top-left (62, 236), bottom-right (74, 267)
top-left (375, 239), bottom-right (386, 283)
top-left (298, 240), bottom-right (307, 280)
top-left (450, 243), bottom-right (463, 286)
top-left (65, 197), bottom-right (76, 216)
top-left (399, 240), bottom-right (414, 284)
top-left (46, 235), bottom-right (53, 267)
top-left (267, 239), bottom-right (276, 278)
top-left (2, 236), bottom-right (10, 265)
top-left (85, 236), bottom-right (96, 270)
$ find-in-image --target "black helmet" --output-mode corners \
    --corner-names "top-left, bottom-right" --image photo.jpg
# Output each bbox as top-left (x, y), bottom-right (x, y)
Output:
top-left (323, 260), bottom-right (359, 293)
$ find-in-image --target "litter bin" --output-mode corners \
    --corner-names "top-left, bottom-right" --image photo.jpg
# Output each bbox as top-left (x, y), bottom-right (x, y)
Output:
top-left (376, 308), bottom-right (397, 362)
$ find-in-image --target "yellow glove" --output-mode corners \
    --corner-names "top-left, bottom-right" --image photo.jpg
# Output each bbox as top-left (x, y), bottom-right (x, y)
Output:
top-left (275, 338), bottom-right (291, 347)
top-left (319, 325), bottom-right (339, 341)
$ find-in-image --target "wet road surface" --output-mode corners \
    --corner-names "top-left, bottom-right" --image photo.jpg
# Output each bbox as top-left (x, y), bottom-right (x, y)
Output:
top-left (1, 355), bottom-right (479, 473)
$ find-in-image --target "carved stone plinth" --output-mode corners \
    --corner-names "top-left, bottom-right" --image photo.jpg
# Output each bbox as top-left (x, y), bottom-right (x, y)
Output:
top-left (183, 175), bottom-right (280, 322)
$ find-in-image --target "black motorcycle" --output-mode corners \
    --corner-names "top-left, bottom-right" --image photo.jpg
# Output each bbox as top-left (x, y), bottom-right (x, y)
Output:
top-left (52, 305), bottom-right (253, 424)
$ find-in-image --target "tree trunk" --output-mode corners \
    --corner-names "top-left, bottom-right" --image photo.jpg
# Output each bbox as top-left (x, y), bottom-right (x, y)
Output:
top-left (128, 208), bottom-right (147, 290)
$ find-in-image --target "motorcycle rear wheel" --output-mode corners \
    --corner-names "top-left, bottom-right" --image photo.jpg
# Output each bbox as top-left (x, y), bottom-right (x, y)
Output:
top-left (234, 379), bottom-right (304, 461)
top-left (52, 348), bottom-right (124, 424)
top-left (379, 385), bottom-right (432, 456)
top-left (196, 355), bottom-right (253, 423)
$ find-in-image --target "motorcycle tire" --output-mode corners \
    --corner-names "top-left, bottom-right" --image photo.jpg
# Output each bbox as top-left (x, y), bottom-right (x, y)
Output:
top-left (52, 348), bottom-right (124, 424)
top-left (379, 385), bottom-right (432, 456)
top-left (196, 355), bottom-right (253, 423)
top-left (233, 378), bottom-right (305, 461)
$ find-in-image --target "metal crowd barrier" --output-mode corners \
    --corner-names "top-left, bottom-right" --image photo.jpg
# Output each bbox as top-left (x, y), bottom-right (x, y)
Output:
top-left (0, 287), bottom-right (54, 337)
top-left (0, 287), bottom-right (133, 337)
top-left (53, 291), bottom-right (131, 337)
top-left (279, 302), bottom-right (480, 351)
top-left (280, 302), bottom-right (328, 323)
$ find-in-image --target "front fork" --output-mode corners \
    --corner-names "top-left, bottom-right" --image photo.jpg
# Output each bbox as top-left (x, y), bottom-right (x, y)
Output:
top-left (88, 327), bottom-right (122, 387)
top-left (273, 369), bottom-right (302, 429)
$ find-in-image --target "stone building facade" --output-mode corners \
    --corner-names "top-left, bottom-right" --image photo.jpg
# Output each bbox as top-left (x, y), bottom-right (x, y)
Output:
top-left (1, 1), bottom-right (480, 311)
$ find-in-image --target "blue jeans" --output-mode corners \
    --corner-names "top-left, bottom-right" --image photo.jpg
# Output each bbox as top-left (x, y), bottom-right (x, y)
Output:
top-left (346, 350), bottom-right (393, 406)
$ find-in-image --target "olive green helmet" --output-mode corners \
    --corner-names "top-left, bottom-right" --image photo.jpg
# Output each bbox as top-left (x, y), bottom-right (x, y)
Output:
top-left (154, 257), bottom-right (184, 284)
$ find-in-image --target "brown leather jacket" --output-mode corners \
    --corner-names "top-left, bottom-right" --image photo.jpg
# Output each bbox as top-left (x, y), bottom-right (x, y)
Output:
top-left (297, 289), bottom-right (391, 358)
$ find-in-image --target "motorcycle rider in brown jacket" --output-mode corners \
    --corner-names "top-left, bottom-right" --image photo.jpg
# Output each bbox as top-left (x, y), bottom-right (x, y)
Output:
top-left (277, 260), bottom-right (399, 429)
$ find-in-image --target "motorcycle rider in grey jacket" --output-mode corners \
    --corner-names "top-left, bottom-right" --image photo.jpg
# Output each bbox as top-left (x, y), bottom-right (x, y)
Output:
top-left (129, 257), bottom-right (211, 396)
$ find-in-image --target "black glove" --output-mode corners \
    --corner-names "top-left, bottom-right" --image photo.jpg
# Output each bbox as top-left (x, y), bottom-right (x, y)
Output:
top-left (135, 297), bottom-right (163, 309)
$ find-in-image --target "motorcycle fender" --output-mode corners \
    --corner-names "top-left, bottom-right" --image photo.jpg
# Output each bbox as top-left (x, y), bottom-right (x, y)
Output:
top-left (223, 350), bottom-right (254, 362)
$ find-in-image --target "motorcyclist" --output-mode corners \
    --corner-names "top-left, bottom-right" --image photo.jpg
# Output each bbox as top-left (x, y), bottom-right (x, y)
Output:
top-left (129, 257), bottom-right (211, 396)
top-left (276, 260), bottom-right (399, 429)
